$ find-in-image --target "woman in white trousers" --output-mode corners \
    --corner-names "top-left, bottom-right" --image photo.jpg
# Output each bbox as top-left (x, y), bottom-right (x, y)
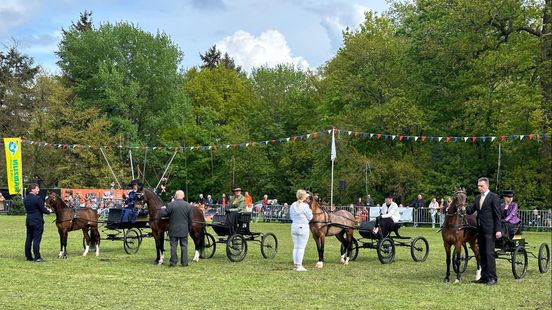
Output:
top-left (289, 189), bottom-right (313, 271)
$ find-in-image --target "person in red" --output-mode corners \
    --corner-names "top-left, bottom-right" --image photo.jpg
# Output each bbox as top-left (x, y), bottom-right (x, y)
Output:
top-left (244, 192), bottom-right (253, 211)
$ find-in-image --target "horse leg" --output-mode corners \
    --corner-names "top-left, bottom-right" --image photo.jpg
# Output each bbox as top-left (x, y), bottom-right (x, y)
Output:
top-left (58, 230), bottom-right (65, 259)
top-left (443, 241), bottom-right (451, 283)
top-left (314, 235), bottom-right (325, 268)
top-left (453, 243), bottom-right (463, 283)
top-left (62, 231), bottom-right (68, 259)
top-left (336, 232), bottom-right (349, 265)
top-left (82, 227), bottom-right (91, 256)
top-left (469, 239), bottom-right (481, 280)
top-left (92, 226), bottom-right (100, 256)
top-left (158, 231), bottom-right (165, 265)
top-left (192, 226), bottom-right (204, 262)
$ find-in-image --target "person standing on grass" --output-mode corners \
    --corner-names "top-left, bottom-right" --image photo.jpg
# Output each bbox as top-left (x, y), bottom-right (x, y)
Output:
top-left (466, 177), bottom-right (502, 285)
top-left (289, 189), bottom-right (313, 271)
top-left (160, 190), bottom-right (192, 267)
top-left (24, 183), bottom-right (52, 262)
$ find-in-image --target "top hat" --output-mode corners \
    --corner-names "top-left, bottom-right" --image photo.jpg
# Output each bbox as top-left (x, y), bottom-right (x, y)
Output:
top-left (232, 187), bottom-right (242, 192)
top-left (502, 190), bottom-right (514, 197)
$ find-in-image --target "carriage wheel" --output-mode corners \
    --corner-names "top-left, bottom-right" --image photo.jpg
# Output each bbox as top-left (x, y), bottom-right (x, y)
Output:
top-left (377, 237), bottom-right (395, 264)
top-left (226, 234), bottom-right (247, 262)
top-left (340, 238), bottom-right (359, 261)
top-left (452, 243), bottom-right (469, 274)
top-left (260, 233), bottom-right (278, 259)
top-left (200, 233), bottom-right (216, 259)
top-left (123, 228), bottom-right (142, 255)
top-left (410, 237), bottom-right (429, 262)
top-left (512, 245), bottom-right (528, 279)
top-left (538, 243), bottom-right (550, 273)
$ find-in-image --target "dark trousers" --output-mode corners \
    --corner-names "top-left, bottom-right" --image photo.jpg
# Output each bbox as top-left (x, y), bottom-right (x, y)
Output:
top-left (501, 222), bottom-right (519, 239)
top-left (25, 223), bottom-right (44, 260)
top-left (227, 211), bottom-right (239, 235)
top-left (169, 236), bottom-right (188, 266)
top-left (478, 233), bottom-right (497, 281)
top-left (374, 216), bottom-right (394, 237)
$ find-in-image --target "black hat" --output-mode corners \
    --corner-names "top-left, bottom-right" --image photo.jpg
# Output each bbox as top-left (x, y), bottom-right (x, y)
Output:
top-left (128, 179), bottom-right (142, 188)
top-left (502, 190), bottom-right (514, 197)
top-left (385, 193), bottom-right (394, 199)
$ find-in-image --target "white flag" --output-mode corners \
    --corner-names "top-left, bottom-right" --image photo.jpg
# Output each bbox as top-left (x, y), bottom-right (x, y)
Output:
top-left (331, 129), bottom-right (336, 161)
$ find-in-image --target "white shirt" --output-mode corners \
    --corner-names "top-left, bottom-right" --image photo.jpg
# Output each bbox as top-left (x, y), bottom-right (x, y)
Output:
top-left (381, 202), bottom-right (400, 223)
top-left (289, 201), bottom-right (313, 225)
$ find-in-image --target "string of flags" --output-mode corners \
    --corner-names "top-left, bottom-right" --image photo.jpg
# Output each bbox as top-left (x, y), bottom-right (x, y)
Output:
top-left (2, 129), bottom-right (547, 152)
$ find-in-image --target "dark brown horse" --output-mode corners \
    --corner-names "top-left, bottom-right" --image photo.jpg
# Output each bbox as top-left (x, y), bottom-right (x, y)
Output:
top-left (135, 188), bottom-right (206, 264)
top-left (45, 192), bottom-right (100, 258)
top-left (306, 194), bottom-right (356, 268)
top-left (441, 188), bottom-right (481, 283)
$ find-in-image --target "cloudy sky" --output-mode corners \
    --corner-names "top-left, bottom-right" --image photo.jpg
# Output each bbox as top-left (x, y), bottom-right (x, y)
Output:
top-left (1, 0), bottom-right (389, 73)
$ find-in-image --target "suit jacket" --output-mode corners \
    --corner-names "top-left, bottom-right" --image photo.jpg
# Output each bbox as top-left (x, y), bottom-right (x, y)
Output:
top-left (467, 191), bottom-right (501, 234)
top-left (24, 193), bottom-right (50, 225)
top-left (160, 199), bottom-right (192, 237)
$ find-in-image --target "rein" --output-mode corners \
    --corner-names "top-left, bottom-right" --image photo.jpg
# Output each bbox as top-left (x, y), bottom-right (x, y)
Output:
top-left (310, 207), bottom-right (356, 229)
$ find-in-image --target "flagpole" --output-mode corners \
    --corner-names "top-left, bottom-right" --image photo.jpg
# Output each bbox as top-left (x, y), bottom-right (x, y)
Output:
top-left (330, 128), bottom-right (336, 208)
top-left (331, 159), bottom-right (334, 207)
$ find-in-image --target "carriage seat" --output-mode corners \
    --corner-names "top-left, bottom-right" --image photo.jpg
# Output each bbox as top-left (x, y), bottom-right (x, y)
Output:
top-left (238, 212), bottom-right (252, 224)
top-left (358, 220), bottom-right (403, 238)
top-left (107, 208), bottom-right (123, 223)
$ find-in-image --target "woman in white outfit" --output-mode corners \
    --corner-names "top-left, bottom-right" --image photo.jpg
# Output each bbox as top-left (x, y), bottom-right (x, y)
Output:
top-left (428, 197), bottom-right (439, 229)
top-left (290, 189), bottom-right (313, 271)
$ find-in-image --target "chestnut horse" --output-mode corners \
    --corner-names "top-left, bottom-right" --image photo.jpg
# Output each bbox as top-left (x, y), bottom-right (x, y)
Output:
top-left (135, 188), bottom-right (206, 264)
top-left (306, 194), bottom-right (356, 268)
top-left (45, 192), bottom-right (100, 258)
top-left (441, 188), bottom-right (481, 283)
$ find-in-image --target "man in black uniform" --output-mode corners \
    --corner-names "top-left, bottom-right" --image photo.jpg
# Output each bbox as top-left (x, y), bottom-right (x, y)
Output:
top-left (466, 177), bottom-right (502, 285)
top-left (24, 183), bottom-right (52, 262)
top-left (160, 190), bottom-right (192, 267)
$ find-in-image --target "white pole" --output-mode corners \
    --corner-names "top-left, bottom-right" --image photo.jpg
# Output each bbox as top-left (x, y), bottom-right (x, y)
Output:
top-left (155, 150), bottom-right (178, 193)
top-left (496, 143), bottom-right (502, 191)
top-left (129, 150), bottom-right (135, 180)
top-left (100, 147), bottom-right (121, 189)
top-left (331, 159), bottom-right (334, 208)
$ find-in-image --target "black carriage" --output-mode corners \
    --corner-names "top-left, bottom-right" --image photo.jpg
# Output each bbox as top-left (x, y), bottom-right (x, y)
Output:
top-left (341, 220), bottom-right (429, 264)
top-left (93, 208), bottom-right (152, 254)
top-left (202, 212), bottom-right (278, 262)
top-left (455, 235), bottom-right (550, 279)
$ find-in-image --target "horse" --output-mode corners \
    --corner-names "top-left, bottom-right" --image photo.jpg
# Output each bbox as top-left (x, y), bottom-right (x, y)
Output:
top-left (306, 194), bottom-right (356, 268)
top-left (44, 192), bottom-right (100, 258)
top-left (135, 187), bottom-right (206, 265)
top-left (441, 188), bottom-right (481, 283)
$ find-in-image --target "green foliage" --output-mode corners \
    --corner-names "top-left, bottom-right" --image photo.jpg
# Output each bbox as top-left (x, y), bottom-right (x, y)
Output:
top-left (7, 196), bottom-right (24, 215)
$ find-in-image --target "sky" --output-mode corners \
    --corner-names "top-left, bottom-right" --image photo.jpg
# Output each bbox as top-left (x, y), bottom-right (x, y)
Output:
top-left (1, 0), bottom-right (389, 74)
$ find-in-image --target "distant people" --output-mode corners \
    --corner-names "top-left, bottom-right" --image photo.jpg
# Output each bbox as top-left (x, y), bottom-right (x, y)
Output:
top-left (0, 192), bottom-right (5, 211)
top-left (218, 193), bottom-right (228, 209)
top-left (428, 197), bottom-right (439, 228)
top-left (245, 191), bottom-right (253, 212)
top-left (366, 194), bottom-right (374, 207)
top-left (466, 177), bottom-right (501, 285)
top-left (228, 188), bottom-right (246, 235)
top-left (198, 194), bottom-right (205, 205)
top-left (355, 197), bottom-right (364, 206)
top-left (290, 189), bottom-right (313, 271)
top-left (438, 198), bottom-right (446, 226)
top-left (372, 194), bottom-right (400, 237)
top-left (121, 179), bottom-right (140, 222)
top-left (206, 194), bottom-right (213, 205)
top-left (411, 194), bottom-right (425, 209)
top-left (446, 197), bottom-right (453, 212)
top-left (159, 190), bottom-right (192, 267)
top-left (24, 183), bottom-right (52, 262)
top-left (500, 190), bottom-right (520, 239)
top-left (531, 208), bottom-right (541, 227)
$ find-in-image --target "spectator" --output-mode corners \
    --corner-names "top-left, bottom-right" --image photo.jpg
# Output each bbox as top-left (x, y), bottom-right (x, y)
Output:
top-left (159, 190), bottom-right (192, 267)
top-left (411, 194), bottom-right (425, 209)
top-left (366, 194), bottom-right (374, 207)
top-left (261, 194), bottom-right (269, 208)
top-left (218, 193), bottom-right (228, 209)
top-left (198, 194), bottom-right (205, 205)
top-left (438, 198), bottom-right (446, 226)
top-left (290, 189), bottom-right (313, 271)
top-left (545, 209), bottom-right (552, 228)
top-left (0, 192), bottom-right (5, 211)
top-left (206, 194), bottom-right (213, 205)
top-left (355, 197), bottom-right (364, 207)
top-left (499, 190), bottom-right (520, 239)
top-left (245, 191), bottom-right (253, 212)
top-left (531, 208), bottom-right (541, 227)
top-left (24, 183), bottom-right (52, 262)
top-left (428, 197), bottom-right (439, 228)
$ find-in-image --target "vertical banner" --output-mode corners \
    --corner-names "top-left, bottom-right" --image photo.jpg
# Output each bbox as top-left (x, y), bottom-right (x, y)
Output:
top-left (4, 138), bottom-right (23, 195)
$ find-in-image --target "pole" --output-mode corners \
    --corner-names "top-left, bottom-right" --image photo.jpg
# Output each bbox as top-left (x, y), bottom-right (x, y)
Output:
top-left (365, 162), bottom-right (369, 203)
top-left (155, 150), bottom-right (178, 193)
top-left (129, 150), bottom-right (135, 180)
top-left (232, 156), bottom-right (236, 187)
top-left (142, 148), bottom-right (148, 183)
top-left (100, 147), bottom-right (121, 189)
top-left (330, 159), bottom-right (334, 207)
top-left (496, 143), bottom-right (502, 191)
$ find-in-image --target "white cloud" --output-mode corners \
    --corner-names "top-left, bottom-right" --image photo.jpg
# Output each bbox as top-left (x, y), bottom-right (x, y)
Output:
top-left (216, 30), bottom-right (310, 72)
top-left (319, 3), bottom-right (369, 51)
top-left (0, 0), bottom-right (40, 37)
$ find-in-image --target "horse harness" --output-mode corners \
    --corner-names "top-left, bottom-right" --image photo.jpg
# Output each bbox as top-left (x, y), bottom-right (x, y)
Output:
top-left (310, 208), bottom-right (356, 230)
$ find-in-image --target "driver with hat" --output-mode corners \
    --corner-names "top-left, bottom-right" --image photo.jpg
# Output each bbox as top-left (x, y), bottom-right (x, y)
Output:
top-left (500, 190), bottom-right (520, 239)
top-left (372, 193), bottom-right (400, 237)
top-left (227, 187), bottom-right (246, 235)
top-left (121, 179), bottom-right (141, 222)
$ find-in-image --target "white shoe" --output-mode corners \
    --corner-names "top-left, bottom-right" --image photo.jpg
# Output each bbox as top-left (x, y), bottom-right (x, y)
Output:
top-left (295, 266), bottom-right (307, 272)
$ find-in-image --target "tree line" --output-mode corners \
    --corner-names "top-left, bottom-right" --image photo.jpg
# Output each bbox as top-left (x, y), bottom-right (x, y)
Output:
top-left (1, 1), bottom-right (550, 208)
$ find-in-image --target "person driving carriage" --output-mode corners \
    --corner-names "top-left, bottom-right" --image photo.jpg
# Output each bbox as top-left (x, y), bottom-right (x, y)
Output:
top-left (121, 179), bottom-right (141, 222)
top-left (372, 194), bottom-right (400, 237)
top-left (500, 190), bottom-right (520, 239)
top-left (228, 187), bottom-right (246, 235)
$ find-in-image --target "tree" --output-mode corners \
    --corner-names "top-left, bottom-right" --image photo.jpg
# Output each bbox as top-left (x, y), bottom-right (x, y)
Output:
top-left (200, 45), bottom-right (242, 73)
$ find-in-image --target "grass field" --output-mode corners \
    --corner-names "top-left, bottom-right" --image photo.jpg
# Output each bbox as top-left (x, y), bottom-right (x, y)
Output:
top-left (1, 215), bottom-right (550, 309)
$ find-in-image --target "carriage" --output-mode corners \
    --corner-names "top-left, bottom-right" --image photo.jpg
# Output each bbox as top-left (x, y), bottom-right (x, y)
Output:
top-left (201, 212), bottom-right (278, 262)
top-left (455, 234), bottom-right (550, 279)
top-left (340, 220), bottom-right (429, 264)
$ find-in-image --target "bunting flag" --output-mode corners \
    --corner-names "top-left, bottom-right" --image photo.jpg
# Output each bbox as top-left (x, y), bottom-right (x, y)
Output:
top-left (2, 129), bottom-right (546, 153)
top-left (331, 128), bottom-right (337, 162)
top-left (4, 138), bottom-right (23, 195)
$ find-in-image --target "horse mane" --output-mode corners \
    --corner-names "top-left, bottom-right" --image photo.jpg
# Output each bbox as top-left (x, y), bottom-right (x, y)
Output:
top-left (48, 192), bottom-right (70, 209)
top-left (143, 188), bottom-right (165, 210)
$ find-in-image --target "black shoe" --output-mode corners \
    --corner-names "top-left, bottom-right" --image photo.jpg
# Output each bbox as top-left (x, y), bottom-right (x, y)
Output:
top-left (472, 278), bottom-right (488, 284)
top-left (34, 258), bottom-right (46, 263)
top-left (26, 258), bottom-right (34, 262)
top-left (486, 279), bottom-right (497, 285)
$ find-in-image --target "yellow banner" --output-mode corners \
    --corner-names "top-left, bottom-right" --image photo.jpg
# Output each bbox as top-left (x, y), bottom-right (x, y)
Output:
top-left (4, 138), bottom-right (23, 195)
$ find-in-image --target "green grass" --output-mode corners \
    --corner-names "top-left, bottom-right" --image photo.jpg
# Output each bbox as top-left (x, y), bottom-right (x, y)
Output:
top-left (1, 215), bottom-right (550, 309)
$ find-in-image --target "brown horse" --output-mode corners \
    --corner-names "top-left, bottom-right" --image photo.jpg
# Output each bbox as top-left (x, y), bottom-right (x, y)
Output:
top-left (441, 188), bottom-right (481, 283)
top-left (306, 194), bottom-right (356, 268)
top-left (135, 188), bottom-right (206, 264)
top-left (45, 192), bottom-right (100, 258)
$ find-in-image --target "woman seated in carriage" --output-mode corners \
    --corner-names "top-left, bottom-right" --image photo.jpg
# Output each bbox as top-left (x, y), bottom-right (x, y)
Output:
top-left (500, 190), bottom-right (521, 239)
top-left (372, 194), bottom-right (401, 237)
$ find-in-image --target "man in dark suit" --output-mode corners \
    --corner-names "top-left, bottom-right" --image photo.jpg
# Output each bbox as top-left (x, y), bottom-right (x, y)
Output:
top-left (466, 177), bottom-right (502, 285)
top-left (24, 183), bottom-right (52, 262)
top-left (160, 190), bottom-right (192, 267)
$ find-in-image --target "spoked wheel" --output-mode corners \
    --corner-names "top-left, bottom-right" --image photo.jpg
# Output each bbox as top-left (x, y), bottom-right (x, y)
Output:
top-left (377, 237), bottom-right (395, 264)
top-left (201, 232), bottom-right (216, 259)
top-left (123, 228), bottom-right (142, 255)
top-left (452, 243), bottom-right (469, 274)
top-left (340, 238), bottom-right (359, 261)
top-left (260, 232), bottom-right (278, 259)
top-left (538, 243), bottom-right (550, 273)
top-left (226, 234), bottom-right (247, 262)
top-left (512, 245), bottom-right (528, 279)
top-left (410, 236), bottom-right (429, 262)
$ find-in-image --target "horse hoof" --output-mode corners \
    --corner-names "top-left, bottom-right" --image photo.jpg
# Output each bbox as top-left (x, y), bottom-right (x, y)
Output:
top-left (315, 262), bottom-right (323, 269)
top-left (454, 279), bottom-right (460, 284)
top-left (444, 278), bottom-right (449, 283)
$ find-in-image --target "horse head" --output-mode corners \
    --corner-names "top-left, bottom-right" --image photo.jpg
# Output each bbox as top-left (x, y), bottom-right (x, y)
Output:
top-left (453, 187), bottom-right (467, 215)
top-left (45, 192), bottom-right (67, 212)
